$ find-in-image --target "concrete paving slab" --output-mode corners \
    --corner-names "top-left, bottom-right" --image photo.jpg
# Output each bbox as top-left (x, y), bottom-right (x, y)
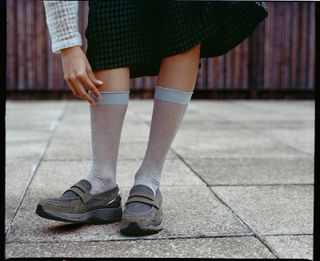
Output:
top-left (6, 128), bottom-right (53, 161)
top-left (261, 235), bottom-right (313, 260)
top-left (5, 101), bottom-right (64, 232)
top-left (6, 101), bottom-right (64, 160)
top-left (6, 130), bottom-right (53, 144)
top-left (63, 101), bottom-right (146, 124)
top-left (171, 128), bottom-right (305, 158)
top-left (51, 121), bottom-right (89, 132)
top-left (5, 211), bottom-right (15, 234)
top-left (236, 100), bottom-right (314, 115)
top-left (133, 101), bottom-right (230, 123)
top-left (261, 129), bottom-right (314, 155)
top-left (121, 117), bottom-right (152, 141)
top-left (5, 159), bottom-right (37, 232)
top-left (6, 119), bottom-right (60, 132)
top-left (6, 101), bottom-right (66, 131)
top-left (210, 185), bottom-right (313, 235)
top-left (232, 100), bottom-right (314, 108)
top-left (5, 100), bottom-right (314, 259)
top-left (5, 236), bottom-right (275, 258)
top-left (5, 159), bottom-right (35, 204)
top-left (123, 110), bottom-right (237, 141)
top-left (60, 101), bottom-right (89, 121)
top-left (50, 118), bottom-right (151, 143)
top-left (19, 159), bottom-right (204, 192)
top-left (63, 99), bottom-right (314, 122)
top-left (44, 140), bottom-right (177, 160)
top-left (6, 186), bottom-right (252, 243)
top-left (190, 101), bottom-right (314, 122)
top-left (129, 100), bottom-right (220, 123)
top-left (186, 157), bottom-right (314, 185)
top-left (6, 100), bottom-right (66, 108)
top-left (5, 102), bottom-right (66, 116)
top-left (237, 120), bottom-right (314, 130)
top-left (179, 119), bottom-right (244, 131)
top-left (6, 141), bottom-right (48, 160)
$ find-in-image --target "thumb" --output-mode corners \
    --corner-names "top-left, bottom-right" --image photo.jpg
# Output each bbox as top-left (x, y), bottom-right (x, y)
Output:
top-left (87, 68), bottom-right (103, 85)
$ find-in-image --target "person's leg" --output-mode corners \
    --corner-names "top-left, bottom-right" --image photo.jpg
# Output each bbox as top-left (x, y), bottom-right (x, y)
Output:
top-left (36, 67), bottom-right (131, 223)
top-left (86, 67), bottom-right (130, 194)
top-left (127, 43), bottom-right (201, 213)
top-left (63, 67), bottom-right (130, 198)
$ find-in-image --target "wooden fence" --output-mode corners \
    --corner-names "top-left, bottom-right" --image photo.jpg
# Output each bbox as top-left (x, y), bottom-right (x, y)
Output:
top-left (6, 1), bottom-right (316, 97)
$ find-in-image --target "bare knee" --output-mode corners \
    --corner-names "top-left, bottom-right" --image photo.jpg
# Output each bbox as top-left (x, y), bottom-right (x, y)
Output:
top-left (93, 67), bottom-right (130, 92)
top-left (157, 44), bottom-right (201, 91)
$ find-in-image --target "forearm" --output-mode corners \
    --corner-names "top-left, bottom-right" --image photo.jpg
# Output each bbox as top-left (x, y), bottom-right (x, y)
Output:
top-left (43, 0), bottom-right (82, 54)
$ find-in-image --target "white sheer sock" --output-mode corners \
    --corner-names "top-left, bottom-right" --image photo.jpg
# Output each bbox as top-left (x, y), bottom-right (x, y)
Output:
top-left (85, 91), bottom-right (129, 195)
top-left (132, 85), bottom-right (193, 196)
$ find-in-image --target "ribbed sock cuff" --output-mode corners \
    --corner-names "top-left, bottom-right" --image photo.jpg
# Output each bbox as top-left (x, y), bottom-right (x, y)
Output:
top-left (154, 85), bottom-right (193, 105)
top-left (89, 90), bottom-right (130, 105)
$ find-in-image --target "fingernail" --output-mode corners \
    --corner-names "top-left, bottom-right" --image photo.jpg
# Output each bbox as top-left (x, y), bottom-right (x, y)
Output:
top-left (97, 80), bottom-right (103, 84)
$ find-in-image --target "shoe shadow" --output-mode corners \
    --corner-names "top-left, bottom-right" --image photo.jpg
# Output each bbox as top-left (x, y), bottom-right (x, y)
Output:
top-left (48, 223), bottom-right (88, 233)
top-left (48, 221), bottom-right (119, 234)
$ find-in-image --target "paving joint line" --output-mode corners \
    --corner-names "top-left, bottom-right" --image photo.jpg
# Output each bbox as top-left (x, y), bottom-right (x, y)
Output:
top-left (7, 232), bottom-right (313, 245)
top-left (208, 183), bottom-right (314, 187)
top-left (132, 104), bottom-right (279, 257)
top-left (6, 102), bottom-right (313, 255)
top-left (209, 188), bottom-right (279, 258)
top-left (124, 103), bottom-right (310, 258)
top-left (170, 148), bottom-right (279, 258)
top-left (6, 233), bottom-right (256, 245)
top-left (260, 233), bottom-right (313, 237)
top-left (5, 102), bottom-right (68, 236)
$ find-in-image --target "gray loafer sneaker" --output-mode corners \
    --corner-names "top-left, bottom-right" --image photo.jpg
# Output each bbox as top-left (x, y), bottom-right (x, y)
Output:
top-left (120, 184), bottom-right (163, 236)
top-left (35, 179), bottom-right (122, 224)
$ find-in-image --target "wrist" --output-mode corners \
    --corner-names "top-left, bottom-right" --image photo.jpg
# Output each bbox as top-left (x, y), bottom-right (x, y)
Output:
top-left (60, 45), bottom-right (81, 55)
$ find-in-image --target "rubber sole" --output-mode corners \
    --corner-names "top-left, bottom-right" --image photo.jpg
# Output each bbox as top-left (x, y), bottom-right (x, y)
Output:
top-left (35, 204), bottom-right (123, 224)
top-left (120, 220), bottom-right (163, 236)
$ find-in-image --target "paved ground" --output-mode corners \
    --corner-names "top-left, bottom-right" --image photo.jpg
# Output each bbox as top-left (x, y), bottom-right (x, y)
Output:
top-left (5, 100), bottom-right (314, 259)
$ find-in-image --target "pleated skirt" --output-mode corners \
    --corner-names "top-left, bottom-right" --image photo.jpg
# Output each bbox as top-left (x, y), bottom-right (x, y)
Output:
top-left (85, 0), bottom-right (268, 79)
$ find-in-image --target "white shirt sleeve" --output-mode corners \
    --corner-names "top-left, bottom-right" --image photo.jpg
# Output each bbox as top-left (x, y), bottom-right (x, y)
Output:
top-left (43, 0), bottom-right (82, 54)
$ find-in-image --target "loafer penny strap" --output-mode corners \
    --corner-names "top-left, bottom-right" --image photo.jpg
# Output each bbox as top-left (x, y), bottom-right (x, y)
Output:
top-left (63, 182), bottom-right (92, 203)
top-left (125, 192), bottom-right (160, 209)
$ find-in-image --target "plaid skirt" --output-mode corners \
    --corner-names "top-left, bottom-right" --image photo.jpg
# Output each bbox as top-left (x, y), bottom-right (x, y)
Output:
top-left (85, 0), bottom-right (268, 79)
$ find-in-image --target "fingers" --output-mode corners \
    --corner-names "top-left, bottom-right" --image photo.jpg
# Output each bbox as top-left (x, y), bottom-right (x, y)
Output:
top-left (64, 68), bottom-right (105, 105)
top-left (74, 78), bottom-right (98, 106)
top-left (67, 80), bottom-right (79, 97)
top-left (87, 66), bottom-right (104, 86)
top-left (77, 73), bottom-right (102, 99)
top-left (65, 75), bottom-right (80, 97)
top-left (65, 75), bottom-right (97, 106)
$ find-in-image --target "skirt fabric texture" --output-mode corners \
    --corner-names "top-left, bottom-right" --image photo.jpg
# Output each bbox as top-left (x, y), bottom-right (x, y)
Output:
top-left (85, 0), bottom-right (268, 79)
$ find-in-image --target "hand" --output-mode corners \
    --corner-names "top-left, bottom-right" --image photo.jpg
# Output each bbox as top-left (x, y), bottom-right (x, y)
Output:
top-left (60, 46), bottom-right (103, 105)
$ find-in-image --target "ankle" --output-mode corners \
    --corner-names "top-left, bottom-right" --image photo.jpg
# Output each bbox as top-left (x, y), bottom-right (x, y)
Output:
top-left (133, 178), bottom-right (159, 197)
top-left (86, 175), bottom-right (117, 194)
